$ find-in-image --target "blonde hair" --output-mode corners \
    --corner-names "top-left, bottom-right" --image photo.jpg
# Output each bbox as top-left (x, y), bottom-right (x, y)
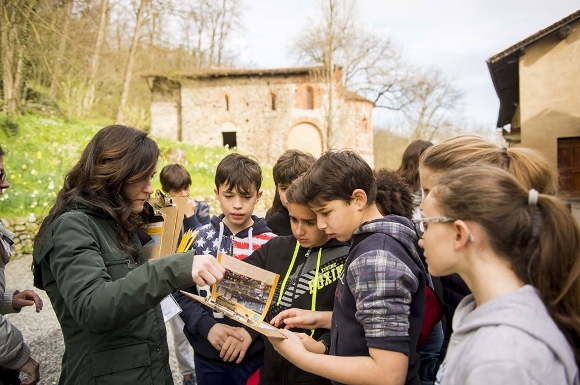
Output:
top-left (420, 135), bottom-right (558, 194)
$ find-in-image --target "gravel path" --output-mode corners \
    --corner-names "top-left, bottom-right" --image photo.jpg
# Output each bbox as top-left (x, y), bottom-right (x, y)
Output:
top-left (4, 254), bottom-right (184, 385)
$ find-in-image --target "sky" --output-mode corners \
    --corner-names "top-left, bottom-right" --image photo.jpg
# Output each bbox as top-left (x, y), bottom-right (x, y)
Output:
top-left (237, 0), bottom-right (579, 131)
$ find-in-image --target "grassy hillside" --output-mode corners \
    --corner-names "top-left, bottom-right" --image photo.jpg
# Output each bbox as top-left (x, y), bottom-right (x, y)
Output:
top-left (0, 114), bottom-right (274, 218)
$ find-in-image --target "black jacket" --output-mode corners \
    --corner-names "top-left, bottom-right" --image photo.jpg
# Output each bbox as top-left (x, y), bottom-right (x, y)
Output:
top-left (266, 206), bottom-right (291, 236)
top-left (244, 235), bottom-right (349, 385)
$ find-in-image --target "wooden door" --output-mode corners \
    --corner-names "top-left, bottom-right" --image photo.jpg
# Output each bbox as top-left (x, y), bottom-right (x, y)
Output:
top-left (558, 137), bottom-right (580, 196)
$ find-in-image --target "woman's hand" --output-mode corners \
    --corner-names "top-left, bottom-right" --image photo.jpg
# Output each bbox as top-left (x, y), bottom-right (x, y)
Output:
top-left (191, 254), bottom-right (225, 286)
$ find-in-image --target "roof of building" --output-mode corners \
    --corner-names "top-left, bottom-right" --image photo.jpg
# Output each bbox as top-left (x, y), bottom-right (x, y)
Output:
top-left (486, 9), bottom-right (580, 128)
top-left (344, 90), bottom-right (375, 105)
top-left (145, 65), bottom-right (373, 106)
top-left (143, 65), bottom-right (330, 79)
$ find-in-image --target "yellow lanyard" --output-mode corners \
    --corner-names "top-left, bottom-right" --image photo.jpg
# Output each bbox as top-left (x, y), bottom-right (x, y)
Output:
top-left (276, 240), bottom-right (322, 337)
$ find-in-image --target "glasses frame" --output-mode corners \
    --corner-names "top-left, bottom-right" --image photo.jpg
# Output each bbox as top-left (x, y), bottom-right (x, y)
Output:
top-left (412, 216), bottom-right (456, 239)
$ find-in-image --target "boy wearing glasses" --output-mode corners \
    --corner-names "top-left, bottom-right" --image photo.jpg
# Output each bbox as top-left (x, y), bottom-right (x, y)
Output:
top-left (268, 150), bottom-right (427, 385)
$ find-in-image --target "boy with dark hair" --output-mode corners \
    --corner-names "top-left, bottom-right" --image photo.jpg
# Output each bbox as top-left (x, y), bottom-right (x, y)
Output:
top-left (267, 149), bottom-right (316, 235)
top-left (269, 150), bottom-right (426, 385)
top-left (245, 175), bottom-right (349, 385)
top-left (160, 164), bottom-right (210, 231)
top-left (175, 153), bottom-right (276, 385)
top-left (160, 163), bottom-right (211, 385)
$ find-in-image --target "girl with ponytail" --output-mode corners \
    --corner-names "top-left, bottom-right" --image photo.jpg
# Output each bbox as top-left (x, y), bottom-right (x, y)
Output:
top-left (417, 164), bottom-right (579, 384)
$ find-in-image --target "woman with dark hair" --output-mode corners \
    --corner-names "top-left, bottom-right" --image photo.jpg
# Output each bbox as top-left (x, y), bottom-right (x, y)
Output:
top-left (32, 125), bottom-right (228, 385)
top-left (396, 139), bottom-right (433, 212)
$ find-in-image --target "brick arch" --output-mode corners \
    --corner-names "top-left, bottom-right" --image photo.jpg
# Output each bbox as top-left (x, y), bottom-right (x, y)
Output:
top-left (287, 122), bottom-right (323, 157)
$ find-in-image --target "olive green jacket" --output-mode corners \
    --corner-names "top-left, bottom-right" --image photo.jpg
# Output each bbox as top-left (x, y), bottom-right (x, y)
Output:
top-left (33, 197), bottom-right (195, 385)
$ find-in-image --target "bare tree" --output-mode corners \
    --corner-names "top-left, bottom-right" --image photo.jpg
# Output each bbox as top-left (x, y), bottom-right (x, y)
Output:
top-left (49, 0), bottom-right (73, 99)
top-left (290, 0), bottom-right (410, 148)
top-left (89, 0), bottom-right (108, 83)
top-left (116, 0), bottom-right (149, 123)
top-left (290, 0), bottom-right (359, 149)
top-left (73, 0), bottom-right (109, 118)
top-left (173, 0), bottom-right (243, 69)
top-left (0, 0), bottom-right (39, 115)
top-left (290, 0), bottom-right (463, 143)
top-left (399, 68), bottom-right (462, 141)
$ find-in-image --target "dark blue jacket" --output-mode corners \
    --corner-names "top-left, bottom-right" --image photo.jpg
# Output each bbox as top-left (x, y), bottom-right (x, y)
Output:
top-left (331, 215), bottom-right (426, 385)
top-left (175, 215), bottom-right (276, 365)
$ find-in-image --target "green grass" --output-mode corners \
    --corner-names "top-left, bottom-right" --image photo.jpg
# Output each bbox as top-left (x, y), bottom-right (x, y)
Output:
top-left (0, 114), bottom-right (274, 218)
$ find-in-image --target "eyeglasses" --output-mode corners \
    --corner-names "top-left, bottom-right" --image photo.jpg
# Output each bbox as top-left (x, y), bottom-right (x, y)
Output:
top-left (412, 216), bottom-right (456, 239)
top-left (0, 171), bottom-right (5, 182)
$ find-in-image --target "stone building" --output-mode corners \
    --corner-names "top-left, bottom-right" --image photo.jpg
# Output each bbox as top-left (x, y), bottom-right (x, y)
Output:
top-left (487, 9), bottom-right (580, 196)
top-left (144, 65), bottom-right (374, 166)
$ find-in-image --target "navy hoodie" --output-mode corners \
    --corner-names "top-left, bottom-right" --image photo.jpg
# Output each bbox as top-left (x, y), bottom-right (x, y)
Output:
top-left (175, 214), bottom-right (276, 364)
top-left (331, 215), bottom-right (426, 385)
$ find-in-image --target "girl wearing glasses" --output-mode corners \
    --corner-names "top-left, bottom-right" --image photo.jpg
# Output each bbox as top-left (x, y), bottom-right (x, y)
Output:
top-left (418, 165), bottom-right (579, 384)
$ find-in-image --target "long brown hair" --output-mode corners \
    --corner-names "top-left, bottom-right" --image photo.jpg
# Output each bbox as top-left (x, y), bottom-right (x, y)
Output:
top-left (396, 139), bottom-right (433, 192)
top-left (433, 165), bottom-right (580, 365)
top-left (36, 125), bottom-right (159, 258)
top-left (420, 135), bottom-right (558, 194)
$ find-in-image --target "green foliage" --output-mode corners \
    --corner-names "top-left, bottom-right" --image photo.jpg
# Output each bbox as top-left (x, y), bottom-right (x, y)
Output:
top-left (0, 116), bottom-right (19, 136)
top-left (0, 114), bottom-right (274, 218)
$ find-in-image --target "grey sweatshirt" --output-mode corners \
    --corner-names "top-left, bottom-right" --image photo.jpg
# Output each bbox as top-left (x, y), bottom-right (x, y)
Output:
top-left (436, 285), bottom-right (578, 385)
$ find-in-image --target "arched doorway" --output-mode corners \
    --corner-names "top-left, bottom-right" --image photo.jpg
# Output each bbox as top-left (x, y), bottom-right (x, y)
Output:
top-left (287, 123), bottom-right (323, 157)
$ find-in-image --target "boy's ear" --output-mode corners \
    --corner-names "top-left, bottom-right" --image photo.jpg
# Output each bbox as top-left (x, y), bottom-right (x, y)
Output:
top-left (213, 188), bottom-right (219, 197)
top-left (351, 189), bottom-right (368, 210)
top-left (256, 189), bottom-right (263, 201)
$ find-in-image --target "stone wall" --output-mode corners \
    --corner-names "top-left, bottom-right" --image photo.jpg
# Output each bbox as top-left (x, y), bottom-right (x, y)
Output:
top-left (149, 68), bottom-right (375, 167)
top-left (3, 216), bottom-right (39, 260)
